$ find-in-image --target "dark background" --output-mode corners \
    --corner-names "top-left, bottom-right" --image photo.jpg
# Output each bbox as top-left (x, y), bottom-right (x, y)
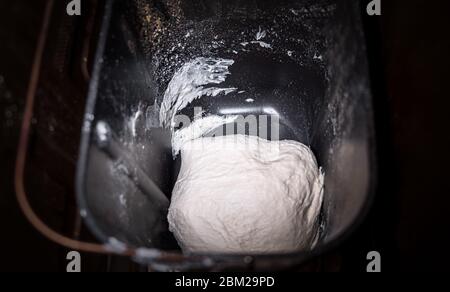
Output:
top-left (1, 0), bottom-right (449, 271)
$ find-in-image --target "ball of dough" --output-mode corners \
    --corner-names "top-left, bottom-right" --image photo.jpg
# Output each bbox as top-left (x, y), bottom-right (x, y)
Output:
top-left (168, 135), bottom-right (324, 254)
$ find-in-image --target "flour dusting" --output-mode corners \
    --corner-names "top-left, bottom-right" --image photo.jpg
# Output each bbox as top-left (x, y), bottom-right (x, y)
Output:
top-left (171, 115), bottom-right (238, 156)
top-left (159, 57), bottom-right (237, 129)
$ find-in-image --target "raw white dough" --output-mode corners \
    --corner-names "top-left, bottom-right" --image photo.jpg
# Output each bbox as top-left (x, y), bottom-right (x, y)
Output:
top-left (168, 135), bottom-right (324, 254)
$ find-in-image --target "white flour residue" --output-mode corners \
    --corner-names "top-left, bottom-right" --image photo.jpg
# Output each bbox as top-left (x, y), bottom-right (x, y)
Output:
top-left (172, 115), bottom-right (238, 157)
top-left (253, 27), bottom-right (272, 49)
top-left (128, 109), bottom-right (142, 137)
top-left (159, 57), bottom-right (237, 129)
top-left (290, 8), bottom-right (299, 16)
top-left (239, 27), bottom-right (273, 50)
top-left (119, 193), bottom-right (127, 206)
top-left (241, 41), bottom-right (272, 49)
top-left (105, 237), bottom-right (128, 253)
top-left (313, 53), bottom-right (323, 61)
top-left (252, 41), bottom-right (272, 49)
top-left (96, 121), bottom-right (109, 143)
top-left (256, 26), bottom-right (267, 40)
